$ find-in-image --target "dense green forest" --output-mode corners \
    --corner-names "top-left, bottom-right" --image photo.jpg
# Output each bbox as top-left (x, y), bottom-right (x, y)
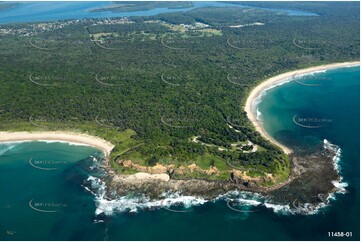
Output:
top-left (0, 2), bottom-right (359, 183)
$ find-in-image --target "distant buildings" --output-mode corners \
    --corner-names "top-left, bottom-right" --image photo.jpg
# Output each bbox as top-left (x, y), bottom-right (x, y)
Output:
top-left (0, 17), bottom-right (133, 37)
top-left (180, 22), bottom-right (210, 30)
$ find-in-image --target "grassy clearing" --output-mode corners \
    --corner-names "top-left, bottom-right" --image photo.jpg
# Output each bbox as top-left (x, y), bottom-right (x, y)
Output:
top-left (195, 153), bottom-right (229, 171)
top-left (160, 23), bottom-right (188, 32)
top-left (197, 28), bottom-right (222, 36)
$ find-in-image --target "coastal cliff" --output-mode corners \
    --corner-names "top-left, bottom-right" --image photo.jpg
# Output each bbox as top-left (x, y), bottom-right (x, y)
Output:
top-left (106, 142), bottom-right (340, 210)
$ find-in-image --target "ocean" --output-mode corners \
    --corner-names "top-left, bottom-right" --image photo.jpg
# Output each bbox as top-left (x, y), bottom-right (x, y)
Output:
top-left (0, 65), bottom-right (359, 240)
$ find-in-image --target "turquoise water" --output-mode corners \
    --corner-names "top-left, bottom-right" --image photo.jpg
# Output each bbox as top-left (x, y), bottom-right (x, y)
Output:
top-left (0, 1), bottom-right (316, 24)
top-left (257, 65), bottom-right (360, 239)
top-left (0, 141), bottom-right (106, 240)
top-left (0, 66), bottom-right (359, 240)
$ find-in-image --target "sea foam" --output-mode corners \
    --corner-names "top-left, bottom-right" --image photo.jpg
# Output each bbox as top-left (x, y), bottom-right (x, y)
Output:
top-left (252, 68), bottom-right (334, 109)
top-left (83, 175), bottom-right (207, 217)
top-left (84, 177), bottom-right (334, 217)
top-left (0, 143), bottom-right (17, 155)
top-left (323, 139), bottom-right (348, 192)
top-left (37, 140), bottom-right (93, 148)
top-left (256, 108), bottom-right (263, 122)
top-left (84, 139), bottom-right (348, 217)
top-left (323, 139), bottom-right (348, 201)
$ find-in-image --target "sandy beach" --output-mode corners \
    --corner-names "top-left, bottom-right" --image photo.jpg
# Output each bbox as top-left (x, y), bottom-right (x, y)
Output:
top-left (0, 131), bottom-right (115, 159)
top-left (245, 61), bottom-right (360, 155)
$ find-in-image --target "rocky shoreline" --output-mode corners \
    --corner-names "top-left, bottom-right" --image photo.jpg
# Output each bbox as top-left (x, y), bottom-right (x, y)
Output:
top-left (104, 142), bottom-right (340, 208)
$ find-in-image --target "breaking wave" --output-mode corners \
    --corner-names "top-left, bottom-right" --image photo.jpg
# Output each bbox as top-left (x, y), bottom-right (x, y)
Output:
top-left (84, 179), bottom-right (331, 219)
top-left (323, 139), bottom-right (348, 194)
top-left (0, 143), bottom-right (17, 155)
top-left (293, 69), bottom-right (327, 79)
top-left (37, 140), bottom-right (93, 148)
top-left (83, 139), bottom-right (347, 218)
top-left (252, 67), bottom-right (344, 111)
top-left (218, 191), bottom-right (319, 215)
top-left (251, 75), bottom-right (296, 116)
top-left (83, 175), bottom-right (207, 218)
top-left (0, 140), bottom-right (97, 155)
top-left (256, 108), bottom-right (263, 122)
top-left (253, 76), bottom-right (294, 109)
top-left (84, 176), bottom-right (343, 218)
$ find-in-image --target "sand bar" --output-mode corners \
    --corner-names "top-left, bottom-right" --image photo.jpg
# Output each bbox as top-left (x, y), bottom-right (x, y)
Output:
top-left (245, 61), bottom-right (360, 155)
top-left (0, 131), bottom-right (115, 158)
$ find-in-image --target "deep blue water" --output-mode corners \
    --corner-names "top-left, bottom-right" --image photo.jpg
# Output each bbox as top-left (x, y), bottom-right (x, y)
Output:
top-left (257, 65), bottom-right (360, 240)
top-left (0, 1), bottom-right (317, 24)
top-left (0, 66), bottom-right (359, 240)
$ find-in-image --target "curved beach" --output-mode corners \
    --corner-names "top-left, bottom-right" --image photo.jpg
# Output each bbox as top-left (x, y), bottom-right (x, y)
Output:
top-left (245, 61), bottom-right (360, 155)
top-left (0, 131), bottom-right (115, 158)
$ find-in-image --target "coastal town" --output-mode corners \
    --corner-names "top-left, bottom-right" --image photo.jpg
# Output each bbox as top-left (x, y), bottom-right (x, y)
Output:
top-left (0, 17), bottom-right (133, 36)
